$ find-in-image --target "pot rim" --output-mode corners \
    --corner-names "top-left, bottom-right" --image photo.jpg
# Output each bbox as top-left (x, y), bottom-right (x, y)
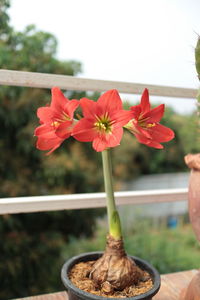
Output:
top-left (61, 251), bottom-right (161, 300)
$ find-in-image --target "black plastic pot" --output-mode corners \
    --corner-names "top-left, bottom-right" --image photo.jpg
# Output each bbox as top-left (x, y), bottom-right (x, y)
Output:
top-left (61, 252), bottom-right (160, 300)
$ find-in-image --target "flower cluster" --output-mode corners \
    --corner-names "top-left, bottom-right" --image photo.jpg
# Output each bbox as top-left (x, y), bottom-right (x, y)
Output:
top-left (34, 87), bottom-right (174, 154)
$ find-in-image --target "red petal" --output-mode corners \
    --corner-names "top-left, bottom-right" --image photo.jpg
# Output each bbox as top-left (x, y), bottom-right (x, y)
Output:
top-left (135, 125), bottom-right (152, 139)
top-left (128, 122), bottom-right (152, 139)
top-left (51, 87), bottom-right (69, 112)
top-left (72, 119), bottom-right (97, 142)
top-left (130, 105), bottom-right (142, 120)
top-left (37, 107), bottom-right (53, 123)
top-left (106, 127), bottom-right (123, 148)
top-left (56, 120), bottom-right (73, 139)
top-left (64, 100), bottom-right (79, 119)
top-left (110, 110), bottom-right (133, 128)
top-left (150, 124), bottom-right (175, 142)
top-left (34, 124), bottom-right (53, 136)
top-left (92, 128), bottom-right (123, 152)
top-left (80, 98), bottom-right (98, 118)
top-left (98, 89), bottom-right (123, 113)
top-left (140, 89), bottom-right (150, 114)
top-left (132, 123), bottom-right (174, 148)
top-left (92, 137), bottom-right (107, 152)
top-left (134, 132), bottom-right (163, 149)
top-left (45, 144), bottom-right (62, 155)
top-left (143, 104), bottom-right (165, 123)
top-left (146, 141), bottom-right (164, 149)
top-left (134, 132), bottom-right (149, 144)
top-left (36, 135), bottom-right (64, 152)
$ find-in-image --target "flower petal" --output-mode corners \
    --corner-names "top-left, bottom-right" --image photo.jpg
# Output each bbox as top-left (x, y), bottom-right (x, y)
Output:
top-left (133, 123), bottom-right (173, 148)
top-left (98, 89), bottom-right (123, 113)
top-left (146, 140), bottom-right (164, 149)
top-left (92, 128), bottom-right (123, 152)
top-left (111, 110), bottom-right (133, 128)
top-left (36, 134), bottom-right (64, 153)
top-left (37, 107), bottom-right (53, 123)
top-left (134, 123), bottom-right (152, 139)
top-left (51, 87), bottom-right (69, 112)
top-left (80, 98), bottom-right (98, 118)
top-left (140, 88), bottom-right (150, 114)
top-left (134, 132), bottom-right (163, 149)
top-left (92, 137), bottom-right (108, 152)
top-left (143, 104), bottom-right (165, 123)
top-left (150, 123), bottom-right (175, 142)
top-left (125, 121), bottom-right (152, 139)
top-left (135, 134), bottom-right (164, 149)
top-left (130, 105), bottom-right (141, 120)
top-left (45, 144), bottom-right (63, 155)
top-left (55, 120), bottom-right (73, 139)
top-left (64, 100), bottom-right (79, 119)
top-left (72, 119), bottom-right (97, 142)
top-left (106, 127), bottom-right (123, 148)
top-left (34, 124), bottom-right (53, 136)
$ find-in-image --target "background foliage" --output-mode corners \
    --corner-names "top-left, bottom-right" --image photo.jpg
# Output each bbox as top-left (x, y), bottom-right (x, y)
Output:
top-left (0, 0), bottom-right (200, 298)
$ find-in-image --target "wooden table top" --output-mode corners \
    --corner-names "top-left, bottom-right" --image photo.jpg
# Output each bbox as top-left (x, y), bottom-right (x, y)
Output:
top-left (15, 269), bottom-right (198, 300)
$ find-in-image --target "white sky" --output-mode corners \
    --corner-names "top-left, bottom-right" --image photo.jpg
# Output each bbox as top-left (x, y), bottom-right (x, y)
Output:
top-left (9, 0), bottom-right (200, 114)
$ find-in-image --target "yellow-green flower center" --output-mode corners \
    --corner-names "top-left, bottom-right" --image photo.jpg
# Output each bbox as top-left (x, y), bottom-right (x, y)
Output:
top-left (94, 115), bottom-right (112, 133)
top-left (146, 122), bottom-right (156, 128)
top-left (124, 118), bottom-right (156, 134)
top-left (51, 112), bottom-right (71, 128)
top-left (139, 119), bottom-right (156, 128)
top-left (138, 116), bottom-right (156, 128)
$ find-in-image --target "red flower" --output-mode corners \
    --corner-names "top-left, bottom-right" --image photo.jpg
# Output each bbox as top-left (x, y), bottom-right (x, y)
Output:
top-left (72, 89), bottom-right (132, 152)
top-left (125, 89), bottom-right (175, 149)
top-left (34, 87), bottom-right (79, 155)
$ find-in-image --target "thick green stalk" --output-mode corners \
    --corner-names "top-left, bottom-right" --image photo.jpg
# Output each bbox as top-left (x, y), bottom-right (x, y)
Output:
top-left (195, 37), bottom-right (200, 133)
top-left (195, 36), bottom-right (200, 81)
top-left (101, 149), bottom-right (122, 240)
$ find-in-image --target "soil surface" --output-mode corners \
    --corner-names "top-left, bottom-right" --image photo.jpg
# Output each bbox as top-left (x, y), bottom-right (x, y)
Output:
top-left (69, 260), bottom-right (153, 298)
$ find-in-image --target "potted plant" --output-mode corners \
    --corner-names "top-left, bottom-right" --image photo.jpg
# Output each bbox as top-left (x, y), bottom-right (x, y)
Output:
top-left (34, 87), bottom-right (174, 299)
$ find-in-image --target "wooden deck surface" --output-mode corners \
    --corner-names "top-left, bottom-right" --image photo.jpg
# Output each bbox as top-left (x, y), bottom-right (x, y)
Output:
top-left (15, 269), bottom-right (198, 300)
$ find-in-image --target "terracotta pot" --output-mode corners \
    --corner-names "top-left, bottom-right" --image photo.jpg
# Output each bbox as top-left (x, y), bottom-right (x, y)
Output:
top-left (179, 154), bottom-right (200, 300)
top-left (179, 272), bottom-right (200, 300)
top-left (185, 153), bottom-right (200, 242)
top-left (61, 252), bottom-right (160, 300)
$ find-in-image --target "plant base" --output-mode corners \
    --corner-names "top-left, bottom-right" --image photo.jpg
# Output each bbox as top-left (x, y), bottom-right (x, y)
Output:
top-left (69, 259), bottom-right (152, 297)
top-left (61, 252), bottom-right (160, 300)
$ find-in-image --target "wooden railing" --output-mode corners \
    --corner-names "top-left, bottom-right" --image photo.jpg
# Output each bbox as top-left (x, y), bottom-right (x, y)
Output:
top-left (0, 189), bottom-right (188, 215)
top-left (0, 69), bottom-right (197, 97)
top-left (0, 69), bottom-right (196, 215)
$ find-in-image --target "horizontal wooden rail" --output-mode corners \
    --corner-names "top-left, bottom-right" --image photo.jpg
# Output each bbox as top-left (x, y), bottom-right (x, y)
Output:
top-left (0, 69), bottom-right (197, 98)
top-left (0, 188), bottom-right (188, 214)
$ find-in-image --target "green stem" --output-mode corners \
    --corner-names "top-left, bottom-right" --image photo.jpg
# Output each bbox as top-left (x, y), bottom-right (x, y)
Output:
top-left (195, 37), bottom-right (200, 132)
top-left (102, 149), bottom-right (122, 240)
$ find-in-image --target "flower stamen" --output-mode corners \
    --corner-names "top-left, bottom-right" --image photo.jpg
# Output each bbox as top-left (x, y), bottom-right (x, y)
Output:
top-left (94, 115), bottom-right (112, 133)
top-left (52, 121), bottom-right (60, 128)
top-left (62, 112), bottom-right (71, 121)
top-left (146, 123), bottom-right (156, 128)
top-left (51, 112), bottom-right (71, 128)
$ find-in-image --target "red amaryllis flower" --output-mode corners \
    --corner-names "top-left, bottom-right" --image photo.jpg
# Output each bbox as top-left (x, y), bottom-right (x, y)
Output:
top-left (124, 89), bottom-right (175, 149)
top-left (72, 89), bottom-right (132, 152)
top-left (34, 87), bottom-right (79, 155)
